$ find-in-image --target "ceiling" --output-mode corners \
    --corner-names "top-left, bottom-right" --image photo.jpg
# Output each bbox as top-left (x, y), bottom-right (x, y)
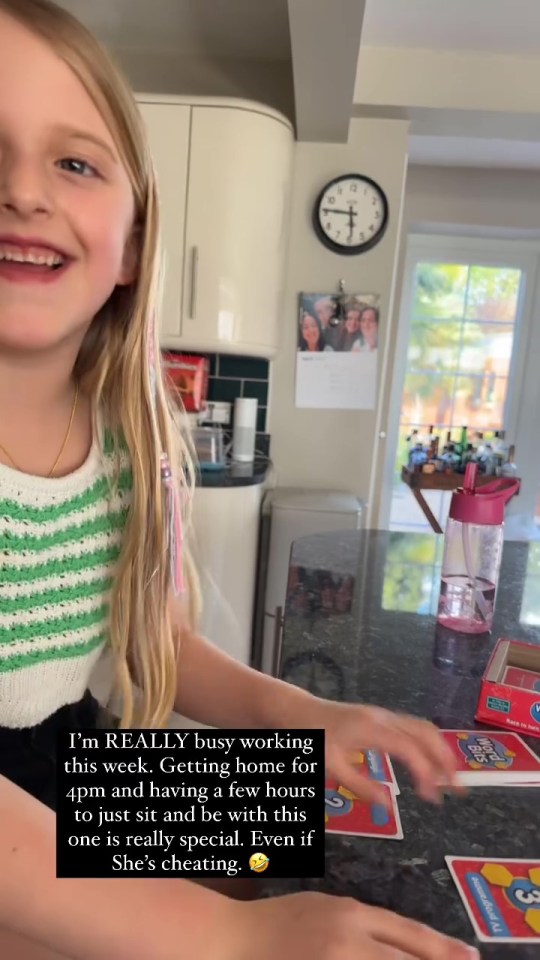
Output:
top-left (409, 135), bottom-right (540, 170)
top-left (362, 0), bottom-right (540, 55)
top-left (55, 0), bottom-right (540, 168)
top-left (57, 0), bottom-right (291, 59)
top-left (58, 0), bottom-right (540, 58)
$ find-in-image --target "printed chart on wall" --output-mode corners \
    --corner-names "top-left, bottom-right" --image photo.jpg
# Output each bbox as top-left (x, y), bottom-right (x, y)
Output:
top-left (295, 292), bottom-right (380, 409)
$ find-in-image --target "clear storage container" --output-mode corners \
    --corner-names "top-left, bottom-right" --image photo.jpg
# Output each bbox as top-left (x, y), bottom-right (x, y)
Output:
top-left (192, 427), bottom-right (226, 470)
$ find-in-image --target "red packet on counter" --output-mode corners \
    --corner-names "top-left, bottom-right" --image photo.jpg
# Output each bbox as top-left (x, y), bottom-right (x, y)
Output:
top-left (441, 730), bottom-right (540, 785)
top-left (446, 857), bottom-right (540, 942)
top-left (162, 352), bottom-right (209, 413)
top-left (325, 780), bottom-right (403, 839)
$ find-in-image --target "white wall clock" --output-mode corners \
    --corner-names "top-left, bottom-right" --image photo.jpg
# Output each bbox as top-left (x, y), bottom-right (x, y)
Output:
top-left (313, 173), bottom-right (389, 255)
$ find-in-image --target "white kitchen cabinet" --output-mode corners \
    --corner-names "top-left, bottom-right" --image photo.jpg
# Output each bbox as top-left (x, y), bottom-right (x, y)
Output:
top-left (137, 101), bottom-right (190, 342)
top-left (137, 96), bottom-right (294, 358)
top-left (181, 105), bottom-right (293, 357)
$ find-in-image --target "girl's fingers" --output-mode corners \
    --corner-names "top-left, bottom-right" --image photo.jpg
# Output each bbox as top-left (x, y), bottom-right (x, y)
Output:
top-left (361, 947), bottom-right (417, 960)
top-left (329, 758), bottom-right (390, 807)
top-left (365, 907), bottom-right (479, 960)
top-left (361, 709), bottom-right (462, 801)
top-left (364, 722), bottom-right (445, 803)
top-left (403, 716), bottom-right (461, 787)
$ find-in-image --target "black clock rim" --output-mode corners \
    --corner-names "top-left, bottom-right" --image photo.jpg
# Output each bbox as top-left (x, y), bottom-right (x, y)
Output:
top-left (313, 173), bottom-right (389, 256)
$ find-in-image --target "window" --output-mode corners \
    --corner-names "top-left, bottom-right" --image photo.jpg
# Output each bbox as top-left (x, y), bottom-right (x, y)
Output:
top-left (379, 236), bottom-right (537, 534)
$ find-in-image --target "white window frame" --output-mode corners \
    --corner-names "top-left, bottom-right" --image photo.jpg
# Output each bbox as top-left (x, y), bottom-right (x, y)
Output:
top-left (378, 233), bottom-right (540, 531)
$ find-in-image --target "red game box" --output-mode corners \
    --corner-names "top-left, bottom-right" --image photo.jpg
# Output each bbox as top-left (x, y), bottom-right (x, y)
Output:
top-left (161, 352), bottom-right (209, 413)
top-left (476, 638), bottom-right (540, 739)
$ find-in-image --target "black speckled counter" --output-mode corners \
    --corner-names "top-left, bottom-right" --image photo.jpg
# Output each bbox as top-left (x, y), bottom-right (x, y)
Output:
top-left (265, 530), bottom-right (540, 958)
top-left (195, 457), bottom-right (270, 487)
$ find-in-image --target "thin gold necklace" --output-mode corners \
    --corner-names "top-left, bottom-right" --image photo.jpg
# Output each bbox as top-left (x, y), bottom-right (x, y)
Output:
top-left (0, 382), bottom-right (80, 478)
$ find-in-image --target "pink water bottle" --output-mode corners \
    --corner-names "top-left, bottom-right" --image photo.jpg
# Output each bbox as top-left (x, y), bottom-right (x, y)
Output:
top-left (437, 463), bottom-right (519, 633)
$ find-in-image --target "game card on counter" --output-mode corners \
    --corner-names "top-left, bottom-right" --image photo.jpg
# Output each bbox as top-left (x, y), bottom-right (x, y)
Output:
top-left (324, 780), bottom-right (403, 840)
top-left (351, 749), bottom-right (400, 795)
top-left (442, 730), bottom-right (540, 786)
top-left (446, 857), bottom-right (540, 943)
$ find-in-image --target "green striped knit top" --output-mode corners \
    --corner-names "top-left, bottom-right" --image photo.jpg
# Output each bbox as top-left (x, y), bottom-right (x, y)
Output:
top-left (0, 419), bottom-right (132, 729)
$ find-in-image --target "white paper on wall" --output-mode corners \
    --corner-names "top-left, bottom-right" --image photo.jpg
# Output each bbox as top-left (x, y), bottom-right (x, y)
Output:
top-left (295, 292), bottom-right (379, 410)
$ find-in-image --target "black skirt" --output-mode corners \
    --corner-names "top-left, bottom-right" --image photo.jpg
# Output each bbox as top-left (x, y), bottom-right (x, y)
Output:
top-left (0, 691), bottom-right (107, 812)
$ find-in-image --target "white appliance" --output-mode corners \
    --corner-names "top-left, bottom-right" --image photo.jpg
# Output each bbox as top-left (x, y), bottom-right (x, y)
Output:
top-left (169, 482), bottom-right (264, 730)
top-left (257, 489), bottom-right (364, 676)
top-left (190, 484), bottom-right (263, 665)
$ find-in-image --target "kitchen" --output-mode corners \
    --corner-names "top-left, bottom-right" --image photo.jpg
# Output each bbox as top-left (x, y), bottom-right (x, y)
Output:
top-left (52, 0), bottom-right (540, 954)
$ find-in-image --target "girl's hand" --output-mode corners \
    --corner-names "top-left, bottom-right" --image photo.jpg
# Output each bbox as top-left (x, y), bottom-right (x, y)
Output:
top-left (233, 892), bottom-right (479, 960)
top-left (303, 699), bottom-right (462, 806)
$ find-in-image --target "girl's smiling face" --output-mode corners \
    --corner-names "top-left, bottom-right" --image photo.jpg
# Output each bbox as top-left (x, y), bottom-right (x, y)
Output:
top-left (0, 11), bottom-right (136, 353)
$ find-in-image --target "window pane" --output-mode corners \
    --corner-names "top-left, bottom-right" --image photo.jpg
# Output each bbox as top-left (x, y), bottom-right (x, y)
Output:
top-left (389, 255), bottom-right (523, 534)
top-left (408, 318), bottom-right (461, 372)
top-left (453, 374), bottom-right (507, 428)
top-left (402, 373), bottom-right (456, 426)
top-left (465, 266), bottom-right (521, 322)
top-left (413, 263), bottom-right (468, 319)
top-left (458, 323), bottom-right (514, 377)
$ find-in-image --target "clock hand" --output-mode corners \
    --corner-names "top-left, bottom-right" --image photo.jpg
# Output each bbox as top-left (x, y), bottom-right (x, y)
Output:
top-left (348, 205), bottom-right (354, 237)
top-left (322, 207), bottom-right (358, 216)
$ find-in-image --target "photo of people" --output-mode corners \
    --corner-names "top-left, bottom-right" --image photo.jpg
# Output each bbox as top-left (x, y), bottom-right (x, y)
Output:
top-left (296, 291), bottom-right (380, 410)
top-left (298, 293), bottom-right (380, 353)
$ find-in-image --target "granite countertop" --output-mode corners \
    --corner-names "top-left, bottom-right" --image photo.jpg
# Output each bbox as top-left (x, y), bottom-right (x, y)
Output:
top-left (195, 456), bottom-right (270, 487)
top-left (265, 530), bottom-right (540, 958)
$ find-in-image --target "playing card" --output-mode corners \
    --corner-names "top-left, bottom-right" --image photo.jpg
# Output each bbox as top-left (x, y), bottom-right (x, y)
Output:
top-left (351, 749), bottom-right (400, 795)
top-left (446, 857), bottom-right (540, 943)
top-left (503, 666), bottom-right (540, 693)
top-left (325, 780), bottom-right (403, 839)
top-left (442, 730), bottom-right (540, 785)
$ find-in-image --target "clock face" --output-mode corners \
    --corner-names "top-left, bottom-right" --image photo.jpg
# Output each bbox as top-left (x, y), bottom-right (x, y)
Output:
top-left (313, 174), bottom-right (388, 255)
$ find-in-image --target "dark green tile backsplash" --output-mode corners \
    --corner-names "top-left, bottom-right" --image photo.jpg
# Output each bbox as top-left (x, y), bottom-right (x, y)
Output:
top-left (218, 355), bottom-right (269, 380)
top-left (206, 353), bottom-right (269, 433)
top-left (240, 380), bottom-right (268, 403)
top-left (208, 378), bottom-right (242, 404)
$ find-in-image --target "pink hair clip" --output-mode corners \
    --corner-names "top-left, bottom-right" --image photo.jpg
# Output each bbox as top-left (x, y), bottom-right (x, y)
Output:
top-left (160, 453), bottom-right (185, 596)
top-left (148, 312), bottom-right (184, 595)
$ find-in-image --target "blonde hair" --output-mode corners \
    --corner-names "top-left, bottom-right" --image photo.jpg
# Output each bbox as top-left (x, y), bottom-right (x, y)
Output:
top-left (0, 0), bottom-right (201, 727)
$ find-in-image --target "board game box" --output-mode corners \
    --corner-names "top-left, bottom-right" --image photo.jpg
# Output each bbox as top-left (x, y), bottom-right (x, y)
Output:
top-left (476, 638), bottom-right (540, 738)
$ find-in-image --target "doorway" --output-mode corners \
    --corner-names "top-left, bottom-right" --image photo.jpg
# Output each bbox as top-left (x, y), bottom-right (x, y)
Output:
top-left (378, 235), bottom-right (540, 537)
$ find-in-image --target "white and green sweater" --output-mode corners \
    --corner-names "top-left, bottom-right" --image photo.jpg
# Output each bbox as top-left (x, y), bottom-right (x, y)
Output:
top-left (0, 424), bottom-right (131, 729)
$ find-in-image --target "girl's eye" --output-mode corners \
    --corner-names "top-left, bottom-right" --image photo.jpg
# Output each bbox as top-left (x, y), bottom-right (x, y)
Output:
top-left (57, 158), bottom-right (100, 178)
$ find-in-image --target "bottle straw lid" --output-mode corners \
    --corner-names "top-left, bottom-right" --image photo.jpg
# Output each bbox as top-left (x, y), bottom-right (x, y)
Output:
top-left (449, 463), bottom-right (520, 525)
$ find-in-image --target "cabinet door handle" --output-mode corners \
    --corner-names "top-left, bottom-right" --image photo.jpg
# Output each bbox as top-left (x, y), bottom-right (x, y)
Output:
top-left (189, 246), bottom-right (199, 319)
top-left (271, 606), bottom-right (284, 678)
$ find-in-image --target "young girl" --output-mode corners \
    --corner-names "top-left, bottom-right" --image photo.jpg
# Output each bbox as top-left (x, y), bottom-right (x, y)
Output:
top-left (0, 2), bottom-right (478, 959)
